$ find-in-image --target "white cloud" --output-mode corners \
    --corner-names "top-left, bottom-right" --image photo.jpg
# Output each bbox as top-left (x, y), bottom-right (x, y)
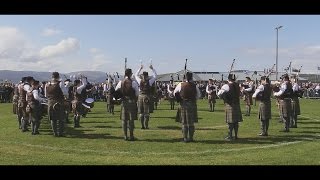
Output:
top-left (39, 38), bottom-right (80, 59)
top-left (41, 27), bottom-right (61, 37)
top-left (89, 48), bottom-right (100, 54)
top-left (0, 27), bottom-right (41, 63)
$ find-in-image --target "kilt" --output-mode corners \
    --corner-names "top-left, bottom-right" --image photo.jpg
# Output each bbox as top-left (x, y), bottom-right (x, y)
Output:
top-left (72, 100), bottom-right (84, 115)
top-left (208, 95), bottom-right (216, 104)
top-left (27, 102), bottom-right (41, 121)
top-left (48, 101), bottom-right (65, 121)
top-left (121, 99), bottom-right (137, 121)
top-left (138, 94), bottom-right (150, 114)
top-left (149, 95), bottom-right (154, 113)
top-left (258, 101), bottom-right (271, 120)
top-left (291, 97), bottom-right (301, 116)
top-left (225, 103), bottom-right (243, 123)
top-left (180, 100), bottom-right (198, 125)
top-left (279, 98), bottom-right (292, 118)
top-left (106, 94), bottom-right (114, 105)
top-left (244, 94), bottom-right (253, 105)
top-left (18, 100), bottom-right (27, 118)
top-left (64, 100), bottom-right (71, 113)
top-left (13, 102), bottom-right (18, 114)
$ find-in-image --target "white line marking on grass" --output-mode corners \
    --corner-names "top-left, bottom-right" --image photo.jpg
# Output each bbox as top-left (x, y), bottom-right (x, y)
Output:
top-left (0, 139), bottom-right (309, 156)
top-left (300, 115), bottom-right (320, 122)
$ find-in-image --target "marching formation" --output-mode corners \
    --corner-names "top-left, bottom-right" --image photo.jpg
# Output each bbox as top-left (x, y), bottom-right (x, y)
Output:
top-left (10, 59), bottom-right (304, 143)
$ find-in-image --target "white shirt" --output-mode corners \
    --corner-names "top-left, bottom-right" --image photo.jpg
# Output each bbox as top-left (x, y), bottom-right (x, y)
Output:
top-left (316, 85), bottom-right (320, 90)
top-left (244, 81), bottom-right (254, 92)
top-left (167, 84), bottom-right (175, 94)
top-left (61, 83), bottom-right (70, 96)
top-left (217, 83), bottom-right (230, 97)
top-left (115, 77), bottom-right (139, 97)
top-left (173, 81), bottom-right (201, 99)
top-left (292, 83), bottom-right (299, 92)
top-left (23, 83), bottom-right (32, 93)
top-left (252, 84), bottom-right (264, 98)
top-left (274, 82), bottom-right (287, 97)
top-left (32, 89), bottom-right (46, 103)
top-left (75, 77), bottom-right (87, 94)
top-left (45, 79), bottom-right (74, 98)
top-left (135, 67), bottom-right (157, 87)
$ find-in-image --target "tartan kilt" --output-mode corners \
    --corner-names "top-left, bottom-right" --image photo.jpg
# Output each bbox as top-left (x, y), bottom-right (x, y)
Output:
top-left (208, 95), bottom-right (216, 104)
top-left (180, 100), bottom-right (198, 125)
top-left (27, 102), bottom-right (41, 121)
top-left (48, 101), bottom-right (65, 121)
top-left (64, 100), bottom-right (71, 113)
top-left (121, 99), bottom-right (137, 121)
top-left (18, 100), bottom-right (27, 118)
top-left (279, 99), bottom-right (292, 118)
top-left (245, 94), bottom-right (253, 105)
top-left (291, 97), bottom-right (301, 116)
top-left (13, 102), bottom-right (18, 114)
top-left (258, 101), bottom-right (271, 120)
top-left (225, 103), bottom-right (243, 123)
top-left (149, 96), bottom-right (154, 113)
top-left (138, 94), bottom-right (150, 114)
top-left (106, 94), bottom-right (114, 105)
top-left (71, 100), bottom-right (84, 115)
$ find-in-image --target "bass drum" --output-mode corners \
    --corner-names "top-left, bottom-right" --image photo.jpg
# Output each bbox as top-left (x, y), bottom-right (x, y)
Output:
top-left (83, 98), bottom-right (95, 108)
top-left (85, 98), bottom-right (94, 104)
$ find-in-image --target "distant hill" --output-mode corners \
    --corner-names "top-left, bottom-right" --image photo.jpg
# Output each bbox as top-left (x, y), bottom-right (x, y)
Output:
top-left (0, 70), bottom-right (114, 84)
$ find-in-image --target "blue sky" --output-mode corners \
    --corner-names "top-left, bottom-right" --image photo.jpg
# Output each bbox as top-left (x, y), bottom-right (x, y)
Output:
top-left (0, 15), bottom-right (319, 74)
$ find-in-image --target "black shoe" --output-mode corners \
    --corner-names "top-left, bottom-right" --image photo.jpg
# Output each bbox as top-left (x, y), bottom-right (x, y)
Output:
top-left (225, 136), bottom-right (233, 140)
top-left (234, 136), bottom-right (238, 140)
top-left (141, 127), bottom-right (145, 129)
top-left (182, 138), bottom-right (188, 143)
top-left (291, 125), bottom-right (297, 128)
top-left (145, 127), bottom-right (149, 129)
top-left (124, 136), bottom-right (129, 141)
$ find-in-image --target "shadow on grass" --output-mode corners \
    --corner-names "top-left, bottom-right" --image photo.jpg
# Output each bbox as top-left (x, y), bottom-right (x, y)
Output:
top-left (152, 116), bottom-right (176, 119)
top-left (140, 138), bottom-right (184, 143)
top-left (300, 126), bottom-right (320, 129)
top-left (84, 116), bottom-right (109, 119)
top-left (86, 125), bottom-right (122, 129)
top-left (157, 126), bottom-right (181, 130)
top-left (82, 120), bottom-right (116, 124)
top-left (299, 121), bottom-right (320, 124)
top-left (64, 126), bottom-right (122, 140)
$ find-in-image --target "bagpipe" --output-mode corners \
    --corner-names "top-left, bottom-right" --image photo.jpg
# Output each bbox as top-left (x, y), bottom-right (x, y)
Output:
top-left (174, 59), bottom-right (187, 103)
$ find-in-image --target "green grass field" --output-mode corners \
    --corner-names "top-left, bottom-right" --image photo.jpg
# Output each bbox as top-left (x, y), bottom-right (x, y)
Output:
top-left (1, 98), bottom-right (320, 165)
